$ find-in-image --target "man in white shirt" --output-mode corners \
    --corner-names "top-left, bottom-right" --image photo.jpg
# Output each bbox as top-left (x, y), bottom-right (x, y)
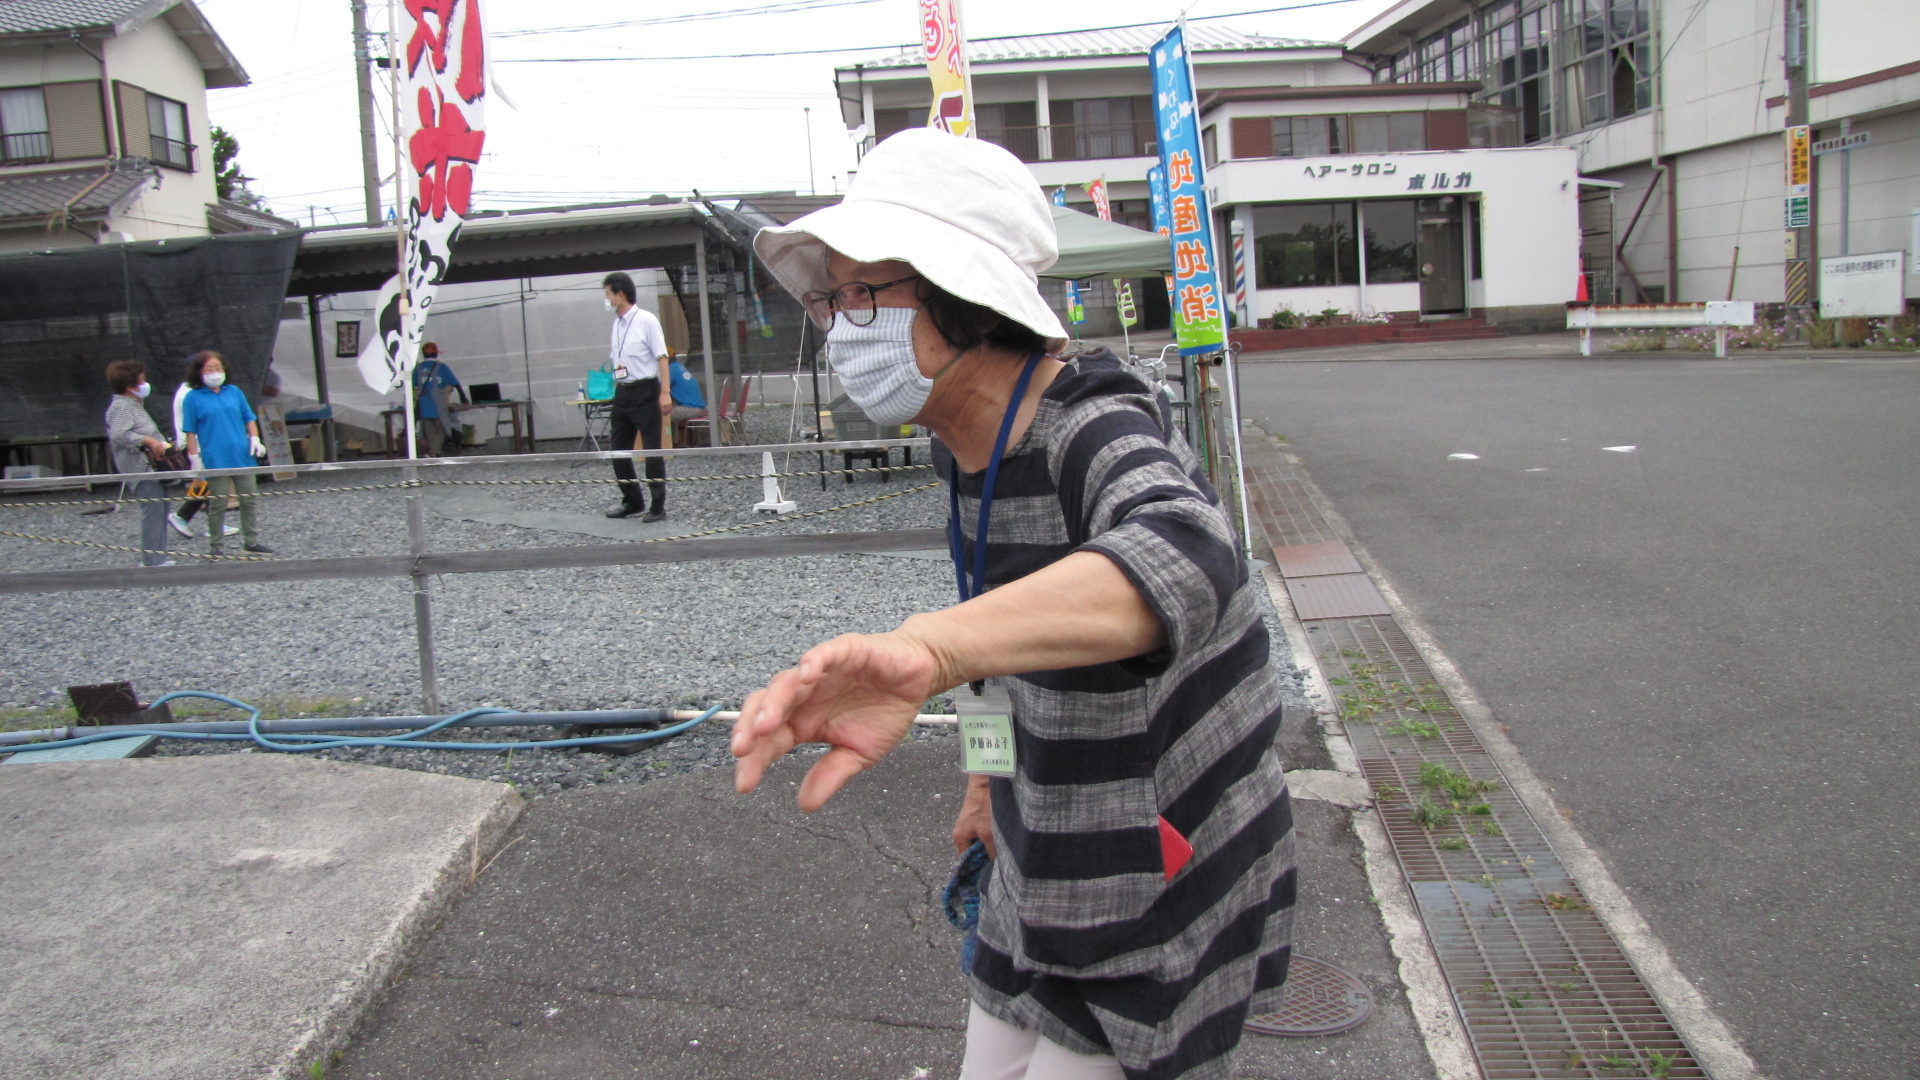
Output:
top-left (601, 271), bottom-right (673, 521)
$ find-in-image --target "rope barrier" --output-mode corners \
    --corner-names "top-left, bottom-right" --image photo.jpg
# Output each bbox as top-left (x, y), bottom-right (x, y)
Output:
top-left (0, 463), bottom-right (934, 509)
top-left (0, 481), bottom-right (939, 562)
top-left (0, 528), bottom-right (273, 561)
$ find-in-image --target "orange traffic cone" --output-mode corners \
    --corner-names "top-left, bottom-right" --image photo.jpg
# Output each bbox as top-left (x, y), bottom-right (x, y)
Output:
top-left (1574, 271), bottom-right (1590, 304)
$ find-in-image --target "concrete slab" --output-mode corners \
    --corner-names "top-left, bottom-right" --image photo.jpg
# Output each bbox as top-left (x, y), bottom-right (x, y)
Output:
top-left (335, 737), bottom-right (1438, 1080)
top-left (0, 754), bottom-right (521, 1080)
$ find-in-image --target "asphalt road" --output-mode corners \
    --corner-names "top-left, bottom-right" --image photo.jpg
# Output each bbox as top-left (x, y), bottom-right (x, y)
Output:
top-left (1237, 354), bottom-right (1919, 1080)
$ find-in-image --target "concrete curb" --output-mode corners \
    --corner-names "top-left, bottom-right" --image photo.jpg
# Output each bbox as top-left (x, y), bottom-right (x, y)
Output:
top-left (272, 782), bottom-right (524, 1080)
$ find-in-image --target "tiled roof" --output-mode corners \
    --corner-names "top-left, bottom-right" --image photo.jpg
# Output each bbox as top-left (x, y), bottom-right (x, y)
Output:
top-left (0, 0), bottom-right (162, 34)
top-left (0, 161), bottom-right (157, 224)
top-left (206, 199), bottom-right (299, 234)
top-left (842, 24), bottom-right (1336, 70)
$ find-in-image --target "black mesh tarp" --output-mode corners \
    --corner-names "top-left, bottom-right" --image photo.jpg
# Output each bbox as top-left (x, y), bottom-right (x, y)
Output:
top-left (0, 231), bottom-right (301, 440)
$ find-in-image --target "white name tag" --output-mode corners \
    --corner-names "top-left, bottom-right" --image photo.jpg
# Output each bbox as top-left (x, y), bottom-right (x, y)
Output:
top-left (957, 681), bottom-right (1017, 777)
top-left (614, 365), bottom-right (629, 380)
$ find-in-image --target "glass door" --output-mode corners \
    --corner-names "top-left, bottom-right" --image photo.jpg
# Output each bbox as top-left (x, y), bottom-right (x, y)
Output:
top-left (1417, 196), bottom-right (1466, 314)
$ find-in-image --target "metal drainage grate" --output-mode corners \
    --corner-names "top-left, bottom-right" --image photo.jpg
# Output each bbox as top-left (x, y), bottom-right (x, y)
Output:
top-left (1310, 615), bottom-right (1707, 1080)
top-left (1245, 955), bottom-right (1375, 1037)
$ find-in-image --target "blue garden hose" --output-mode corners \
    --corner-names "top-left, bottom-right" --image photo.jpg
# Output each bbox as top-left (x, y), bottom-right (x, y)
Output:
top-left (7, 691), bottom-right (723, 755)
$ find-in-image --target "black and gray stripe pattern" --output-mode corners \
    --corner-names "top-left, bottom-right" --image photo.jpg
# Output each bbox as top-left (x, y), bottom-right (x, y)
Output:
top-left (936, 351), bottom-right (1295, 1080)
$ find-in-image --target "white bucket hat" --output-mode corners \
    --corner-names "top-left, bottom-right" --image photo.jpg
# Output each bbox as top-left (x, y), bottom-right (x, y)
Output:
top-left (754, 128), bottom-right (1068, 347)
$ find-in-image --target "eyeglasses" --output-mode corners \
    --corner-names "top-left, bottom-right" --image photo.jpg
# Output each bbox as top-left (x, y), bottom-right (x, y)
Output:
top-left (800, 275), bottom-right (921, 330)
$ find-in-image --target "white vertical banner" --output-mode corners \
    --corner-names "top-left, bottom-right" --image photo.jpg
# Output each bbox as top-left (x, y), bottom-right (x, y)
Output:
top-left (358, 0), bottom-right (487, 394)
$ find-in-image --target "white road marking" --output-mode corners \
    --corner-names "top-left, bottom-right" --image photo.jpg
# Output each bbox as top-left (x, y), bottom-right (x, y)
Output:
top-left (1447, 452), bottom-right (1481, 460)
top-left (1526, 468), bottom-right (1547, 472)
top-left (1603, 445), bottom-right (1638, 452)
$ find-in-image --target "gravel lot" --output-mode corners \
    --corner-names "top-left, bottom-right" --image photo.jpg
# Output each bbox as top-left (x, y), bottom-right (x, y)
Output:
top-left (1, 414), bottom-right (1308, 795)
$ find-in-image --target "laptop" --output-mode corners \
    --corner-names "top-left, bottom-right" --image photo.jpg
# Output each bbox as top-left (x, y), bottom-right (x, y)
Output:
top-left (470, 383), bottom-right (502, 403)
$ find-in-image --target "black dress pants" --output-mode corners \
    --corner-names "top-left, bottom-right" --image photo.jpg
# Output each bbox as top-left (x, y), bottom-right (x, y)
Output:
top-left (608, 378), bottom-right (666, 510)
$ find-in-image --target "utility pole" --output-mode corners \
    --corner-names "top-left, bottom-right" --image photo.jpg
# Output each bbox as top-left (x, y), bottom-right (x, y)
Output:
top-left (803, 107), bottom-right (816, 196)
top-left (350, 0), bottom-right (382, 224)
top-left (1783, 0), bottom-right (1812, 313)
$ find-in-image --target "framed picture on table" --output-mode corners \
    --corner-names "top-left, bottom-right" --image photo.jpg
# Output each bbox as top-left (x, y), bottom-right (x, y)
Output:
top-left (335, 320), bottom-right (361, 357)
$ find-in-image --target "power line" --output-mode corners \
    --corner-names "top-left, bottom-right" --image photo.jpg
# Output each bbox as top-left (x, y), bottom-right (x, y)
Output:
top-left (493, 0), bottom-right (1370, 63)
top-left (493, 0), bottom-right (886, 37)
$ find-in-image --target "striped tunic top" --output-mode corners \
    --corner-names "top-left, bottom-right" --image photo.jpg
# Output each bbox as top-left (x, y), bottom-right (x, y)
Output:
top-left (935, 351), bottom-right (1296, 1080)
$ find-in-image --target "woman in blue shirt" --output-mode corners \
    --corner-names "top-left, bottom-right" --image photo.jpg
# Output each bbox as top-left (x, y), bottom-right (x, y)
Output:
top-left (180, 351), bottom-right (273, 556)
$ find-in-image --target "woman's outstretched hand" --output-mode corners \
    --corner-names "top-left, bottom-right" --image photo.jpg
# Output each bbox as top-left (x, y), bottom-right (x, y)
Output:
top-left (732, 630), bottom-right (946, 813)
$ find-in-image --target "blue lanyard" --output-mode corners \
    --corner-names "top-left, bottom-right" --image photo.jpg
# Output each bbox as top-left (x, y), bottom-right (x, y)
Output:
top-left (949, 352), bottom-right (1044, 603)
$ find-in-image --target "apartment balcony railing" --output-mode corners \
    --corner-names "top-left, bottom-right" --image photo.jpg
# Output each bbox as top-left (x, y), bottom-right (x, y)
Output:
top-left (149, 135), bottom-right (193, 170)
top-left (1, 130), bottom-right (52, 165)
top-left (860, 121), bottom-right (1159, 164)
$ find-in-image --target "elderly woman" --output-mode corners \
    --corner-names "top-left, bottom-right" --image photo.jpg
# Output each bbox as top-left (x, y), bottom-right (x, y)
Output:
top-left (732, 130), bottom-right (1294, 1080)
top-left (180, 350), bottom-right (273, 556)
top-left (103, 360), bottom-right (172, 567)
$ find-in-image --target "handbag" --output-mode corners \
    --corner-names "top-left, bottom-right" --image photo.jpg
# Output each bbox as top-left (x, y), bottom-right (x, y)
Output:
top-left (585, 363), bottom-right (615, 402)
top-left (146, 444), bottom-right (190, 473)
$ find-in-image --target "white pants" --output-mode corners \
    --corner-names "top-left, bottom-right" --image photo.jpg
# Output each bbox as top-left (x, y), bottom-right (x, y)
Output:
top-left (959, 1002), bottom-right (1126, 1080)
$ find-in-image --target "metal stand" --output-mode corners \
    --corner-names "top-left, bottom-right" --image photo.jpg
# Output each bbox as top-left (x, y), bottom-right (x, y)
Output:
top-left (1218, 347), bottom-right (1255, 558)
top-left (405, 474), bottom-right (440, 714)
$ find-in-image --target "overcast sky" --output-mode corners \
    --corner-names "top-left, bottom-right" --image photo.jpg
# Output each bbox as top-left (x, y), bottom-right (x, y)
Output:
top-left (197, 0), bottom-right (1399, 226)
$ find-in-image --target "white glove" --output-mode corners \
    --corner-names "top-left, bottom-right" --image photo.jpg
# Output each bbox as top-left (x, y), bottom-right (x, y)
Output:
top-left (188, 453), bottom-right (204, 471)
top-left (249, 437), bottom-right (267, 459)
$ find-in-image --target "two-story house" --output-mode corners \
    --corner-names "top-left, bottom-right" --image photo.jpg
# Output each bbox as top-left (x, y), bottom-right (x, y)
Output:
top-left (0, 0), bottom-right (248, 253)
top-left (1346, 0), bottom-right (1919, 307)
top-left (835, 25), bottom-right (1584, 333)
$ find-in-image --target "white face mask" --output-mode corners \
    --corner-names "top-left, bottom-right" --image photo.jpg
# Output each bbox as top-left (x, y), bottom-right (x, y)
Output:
top-left (132, 382), bottom-right (151, 399)
top-left (204, 371), bottom-right (226, 389)
top-left (603, 297), bottom-right (615, 312)
top-left (825, 307), bottom-right (929, 426)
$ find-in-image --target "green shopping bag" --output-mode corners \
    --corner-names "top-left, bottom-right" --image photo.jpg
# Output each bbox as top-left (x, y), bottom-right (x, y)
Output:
top-left (586, 364), bottom-right (615, 401)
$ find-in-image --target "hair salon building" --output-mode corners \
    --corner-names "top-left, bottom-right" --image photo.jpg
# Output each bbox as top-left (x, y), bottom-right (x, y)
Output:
top-left (835, 25), bottom-right (1586, 333)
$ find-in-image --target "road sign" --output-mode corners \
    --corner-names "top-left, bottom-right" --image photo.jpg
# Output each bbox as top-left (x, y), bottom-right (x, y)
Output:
top-left (1785, 126), bottom-right (1809, 188)
top-left (1810, 131), bottom-right (1869, 155)
top-left (1785, 195), bottom-right (1810, 229)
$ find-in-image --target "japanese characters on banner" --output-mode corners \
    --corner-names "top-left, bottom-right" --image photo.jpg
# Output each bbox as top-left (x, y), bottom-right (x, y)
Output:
top-left (1082, 177), bottom-right (1111, 221)
top-left (919, 0), bottom-right (973, 137)
top-left (1148, 163), bottom-right (1176, 307)
top-left (1149, 24), bottom-right (1226, 356)
top-left (358, 0), bottom-right (488, 394)
top-left (1784, 125), bottom-right (1810, 229)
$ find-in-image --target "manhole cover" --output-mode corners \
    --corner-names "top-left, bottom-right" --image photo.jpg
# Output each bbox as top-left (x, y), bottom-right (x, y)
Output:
top-left (1245, 955), bottom-right (1374, 1037)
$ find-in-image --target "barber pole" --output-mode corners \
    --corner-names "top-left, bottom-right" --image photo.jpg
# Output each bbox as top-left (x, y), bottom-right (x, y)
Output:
top-left (1231, 225), bottom-right (1248, 327)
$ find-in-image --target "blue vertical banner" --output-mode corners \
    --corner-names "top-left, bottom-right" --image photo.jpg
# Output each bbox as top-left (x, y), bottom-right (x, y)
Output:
top-left (1052, 186), bottom-right (1086, 326)
top-left (1149, 23), bottom-right (1227, 355)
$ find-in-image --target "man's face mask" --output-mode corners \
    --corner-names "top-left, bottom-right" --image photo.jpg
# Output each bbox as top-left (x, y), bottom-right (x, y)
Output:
top-left (825, 307), bottom-right (929, 426)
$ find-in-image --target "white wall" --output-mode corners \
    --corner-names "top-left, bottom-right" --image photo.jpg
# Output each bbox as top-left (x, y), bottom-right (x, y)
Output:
top-left (1811, 0), bottom-right (1918, 84)
top-left (1214, 145), bottom-right (1581, 311)
top-left (270, 270), bottom-right (671, 442)
top-left (1812, 106), bottom-right (1920, 298)
top-left (0, 38), bottom-right (103, 83)
top-left (103, 18), bottom-right (219, 241)
top-left (1664, 135), bottom-right (1793, 302)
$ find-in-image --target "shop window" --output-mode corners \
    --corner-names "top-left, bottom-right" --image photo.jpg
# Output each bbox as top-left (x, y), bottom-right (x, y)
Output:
top-left (0, 86), bottom-right (51, 163)
top-left (1272, 115), bottom-right (1347, 157)
top-left (1253, 202), bottom-right (1357, 288)
top-left (1351, 113), bottom-right (1425, 153)
top-left (1361, 200), bottom-right (1419, 284)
